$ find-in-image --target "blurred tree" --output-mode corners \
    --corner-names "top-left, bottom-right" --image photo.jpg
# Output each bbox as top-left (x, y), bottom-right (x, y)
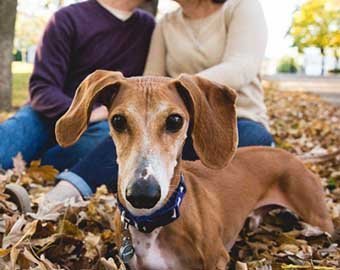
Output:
top-left (15, 14), bottom-right (48, 50)
top-left (277, 56), bottom-right (299, 74)
top-left (329, 27), bottom-right (340, 70)
top-left (15, 0), bottom-right (77, 52)
top-left (0, 0), bottom-right (18, 111)
top-left (289, 0), bottom-right (340, 75)
top-left (43, 0), bottom-right (65, 9)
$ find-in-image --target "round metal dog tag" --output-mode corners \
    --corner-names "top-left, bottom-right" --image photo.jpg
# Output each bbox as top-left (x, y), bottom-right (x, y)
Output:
top-left (119, 239), bottom-right (135, 263)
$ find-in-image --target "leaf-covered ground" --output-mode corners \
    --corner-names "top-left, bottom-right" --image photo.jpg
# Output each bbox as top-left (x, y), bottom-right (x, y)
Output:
top-left (0, 87), bottom-right (339, 270)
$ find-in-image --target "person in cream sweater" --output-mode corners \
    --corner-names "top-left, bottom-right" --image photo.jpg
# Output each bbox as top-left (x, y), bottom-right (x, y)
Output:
top-left (40, 0), bottom-right (274, 206)
top-left (145, 0), bottom-right (270, 130)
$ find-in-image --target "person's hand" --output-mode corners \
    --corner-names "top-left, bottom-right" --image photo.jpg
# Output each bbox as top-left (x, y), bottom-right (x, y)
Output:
top-left (89, 105), bottom-right (108, 123)
top-left (32, 181), bottom-right (84, 220)
top-left (42, 180), bottom-right (83, 203)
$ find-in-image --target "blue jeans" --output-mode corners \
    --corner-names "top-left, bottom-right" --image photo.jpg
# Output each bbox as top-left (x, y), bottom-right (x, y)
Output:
top-left (59, 118), bottom-right (274, 197)
top-left (0, 105), bottom-right (110, 171)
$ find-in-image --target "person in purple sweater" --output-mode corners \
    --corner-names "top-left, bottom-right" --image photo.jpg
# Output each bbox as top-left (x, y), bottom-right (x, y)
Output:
top-left (0, 0), bottom-right (155, 171)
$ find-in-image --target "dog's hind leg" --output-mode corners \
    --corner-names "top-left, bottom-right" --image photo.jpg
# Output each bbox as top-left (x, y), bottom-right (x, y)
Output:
top-left (277, 157), bottom-right (334, 233)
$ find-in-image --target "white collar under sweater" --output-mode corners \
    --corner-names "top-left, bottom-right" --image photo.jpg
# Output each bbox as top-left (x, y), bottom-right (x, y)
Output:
top-left (97, 1), bottom-right (133, 21)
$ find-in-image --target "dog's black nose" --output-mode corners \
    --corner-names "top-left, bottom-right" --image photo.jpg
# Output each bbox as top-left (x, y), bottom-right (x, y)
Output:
top-left (126, 176), bottom-right (161, 209)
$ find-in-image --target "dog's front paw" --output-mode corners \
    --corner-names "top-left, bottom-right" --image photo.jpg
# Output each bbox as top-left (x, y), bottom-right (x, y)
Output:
top-left (216, 250), bottom-right (230, 270)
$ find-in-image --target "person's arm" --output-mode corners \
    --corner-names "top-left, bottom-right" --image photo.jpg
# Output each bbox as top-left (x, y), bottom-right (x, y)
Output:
top-left (143, 21), bottom-right (167, 76)
top-left (198, 0), bottom-right (267, 90)
top-left (29, 11), bottom-right (74, 119)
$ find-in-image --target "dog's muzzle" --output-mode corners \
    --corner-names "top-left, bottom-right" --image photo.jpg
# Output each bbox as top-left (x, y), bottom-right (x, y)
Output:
top-left (126, 175), bottom-right (161, 209)
top-left (118, 174), bottom-right (186, 233)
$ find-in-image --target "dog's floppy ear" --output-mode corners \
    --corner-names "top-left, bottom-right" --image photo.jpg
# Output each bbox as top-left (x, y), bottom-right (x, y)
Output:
top-left (56, 70), bottom-right (124, 147)
top-left (174, 74), bottom-right (238, 169)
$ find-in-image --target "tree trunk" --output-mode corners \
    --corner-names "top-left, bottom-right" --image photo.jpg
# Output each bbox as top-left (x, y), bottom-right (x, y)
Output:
top-left (57, 0), bottom-right (64, 7)
top-left (0, 0), bottom-right (17, 111)
top-left (320, 47), bottom-right (325, 76)
top-left (335, 48), bottom-right (340, 70)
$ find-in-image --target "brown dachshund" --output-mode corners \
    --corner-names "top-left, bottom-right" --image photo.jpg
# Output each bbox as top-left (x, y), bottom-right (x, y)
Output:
top-left (56, 70), bottom-right (333, 270)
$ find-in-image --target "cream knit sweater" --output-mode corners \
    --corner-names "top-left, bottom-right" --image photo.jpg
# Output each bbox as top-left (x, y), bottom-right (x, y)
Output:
top-left (144, 0), bottom-right (269, 129)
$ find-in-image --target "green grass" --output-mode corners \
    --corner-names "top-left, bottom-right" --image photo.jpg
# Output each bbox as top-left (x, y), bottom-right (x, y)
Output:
top-left (12, 61), bottom-right (32, 108)
top-left (0, 62), bottom-right (32, 122)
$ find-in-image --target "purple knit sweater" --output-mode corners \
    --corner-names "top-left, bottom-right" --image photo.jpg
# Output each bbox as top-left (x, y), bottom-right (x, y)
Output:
top-left (29, 0), bottom-right (155, 119)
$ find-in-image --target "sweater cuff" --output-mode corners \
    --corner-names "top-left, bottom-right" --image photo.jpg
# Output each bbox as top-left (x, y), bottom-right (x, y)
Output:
top-left (57, 171), bottom-right (93, 198)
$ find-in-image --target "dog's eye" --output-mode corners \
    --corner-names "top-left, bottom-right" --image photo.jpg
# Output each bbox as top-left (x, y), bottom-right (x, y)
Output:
top-left (166, 114), bottom-right (183, 133)
top-left (111, 114), bottom-right (127, 132)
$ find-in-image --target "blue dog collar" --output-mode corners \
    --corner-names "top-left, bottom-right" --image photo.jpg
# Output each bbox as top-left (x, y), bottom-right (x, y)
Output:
top-left (117, 174), bottom-right (187, 233)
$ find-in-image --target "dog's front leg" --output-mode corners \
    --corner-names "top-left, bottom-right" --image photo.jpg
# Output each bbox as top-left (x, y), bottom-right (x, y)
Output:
top-left (216, 249), bottom-right (230, 270)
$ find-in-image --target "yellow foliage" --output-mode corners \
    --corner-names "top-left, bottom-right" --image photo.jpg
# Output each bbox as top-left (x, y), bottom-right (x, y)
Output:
top-left (289, 0), bottom-right (340, 52)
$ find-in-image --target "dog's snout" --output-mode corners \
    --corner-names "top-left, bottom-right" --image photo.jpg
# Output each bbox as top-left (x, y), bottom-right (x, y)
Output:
top-left (126, 176), bottom-right (161, 209)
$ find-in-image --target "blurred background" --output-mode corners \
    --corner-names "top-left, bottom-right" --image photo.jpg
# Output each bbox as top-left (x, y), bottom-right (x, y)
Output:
top-left (0, 0), bottom-right (339, 110)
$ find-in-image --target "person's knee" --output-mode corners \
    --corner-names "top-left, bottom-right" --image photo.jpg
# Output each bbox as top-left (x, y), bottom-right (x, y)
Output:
top-left (70, 136), bottom-right (118, 193)
top-left (85, 121), bottom-right (110, 137)
top-left (60, 121), bottom-right (110, 154)
top-left (256, 129), bottom-right (274, 147)
top-left (237, 119), bottom-right (274, 147)
top-left (0, 106), bottom-right (52, 169)
top-left (41, 121), bottom-right (110, 170)
top-left (75, 121), bottom-right (110, 150)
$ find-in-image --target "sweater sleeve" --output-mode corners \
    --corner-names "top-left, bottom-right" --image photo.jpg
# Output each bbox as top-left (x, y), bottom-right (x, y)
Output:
top-left (143, 21), bottom-right (167, 76)
top-left (198, 0), bottom-right (267, 90)
top-left (29, 10), bottom-right (74, 119)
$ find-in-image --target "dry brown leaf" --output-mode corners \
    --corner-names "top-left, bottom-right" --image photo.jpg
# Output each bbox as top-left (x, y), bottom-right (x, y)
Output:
top-left (0, 249), bottom-right (10, 257)
top-left (84, 232), bottom-right (101, 260)
top-left (58, 219), bottom-right (84, 240)
top-left (236, 261), bottom-right (248, 270)
top-left (2, 216), bottom-right (27, 249)
top-left (23, 248), bottom-right (48, 270)
top-left (12, 153), bottom-right (26, 177)
top-left (26, 160), bottom-right (59, 184)
top-left (100, 257), bottom-right (126, 270)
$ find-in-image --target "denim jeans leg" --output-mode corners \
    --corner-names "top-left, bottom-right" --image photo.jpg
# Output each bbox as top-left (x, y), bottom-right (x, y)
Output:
top-left (237, 118), bottom-right (274, 147)
top-left (182, 118), bottom-right (274, 160)
top-left (57, 136), bottom-right (118, 197)
top-left (41, 121), bottom-right (110, 171)
top-left (0, 105), bottom-right (52, 169)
